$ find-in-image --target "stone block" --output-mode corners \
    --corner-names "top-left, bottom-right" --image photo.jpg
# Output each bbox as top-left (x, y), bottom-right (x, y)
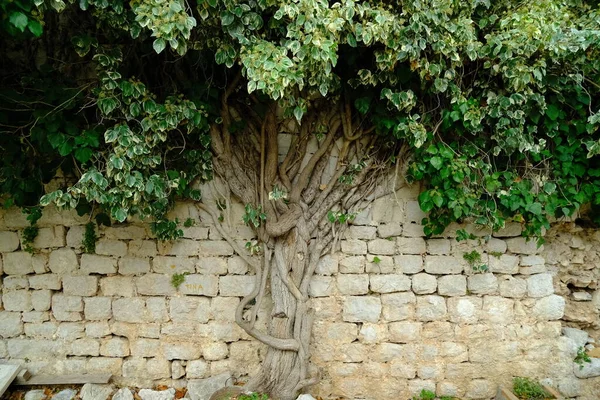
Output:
top-left (32, 290), bottom-right (52, 311)
top-left (381, 292), bottom-right (416, 321)
top-left (152, 256), bottom-right (195, 274)
top-left (135, 274), bottom-right (176, 296)
top-left (416, 295), bottom-right (447, 321)
top-left (447, 297), bottom-right (482, 324)
top-left (56, 322), bottom-right (85, 340)
top-left (28, 274), bottom-right (61, 290)
top-left (80, 254), bottom-right (117, 274)
top-left (4, 252), bottom-right (33, 275)
top-left (506, 237), bottom-right (542, 254)
top-left (368, 239), bottom-right (396, 255)
top-left (438, 275), bottom-right (467, 296)
top-left (424, 255), bottom-right (464, 274)
top-left (197, 257), bottom-right (228, 275)
top-left (95, 239), bottom-right (127, 256)
top-left (377, 223), bottom-right (403, 238)
top-left (370, 274), bottom-right (411, 293)
top-left (202, 342), bottom-right (228, 360)
top-left (309, 276), bottom-right (335, 297)
top-left (427, 239), bottom-right (451, 255)
top-left (32, 254), bottom-right (48, 274)
top-left (159, 239), bottom-right (200, 256)
top-left (403, 224), bottom-right (426, 237)
top-left (339, 256), bottom-right (365, 274)
top-left (181, 274), bottom-right (219, 297)
top-left (394, 255), bottom-right (423, 274)
top-left (63, 276), bottom-right (98, 296)
top-left (0, 231), bottom-right (19, 252)
top-left (52, 295), bottom-right (83, 321)
top-left (65, 225), bottom-right (85, 249)
top-left (84, 297), bottom-right (112, 320)
top-left (70, 338), bottom-right (99, 356)
top-left (412, 273), bottom-right (437, 294)
top-left (389, 321), bottom-right (422, 343)
top-left (85, 321), bottom-right (111, 338)
top-left (199, 241), bottom-right (233, 256)
top-left (397, 237), bottom-right (426, 254)
top-left (341, 240), bottom-right (367, 255)
top-left (49, 249), bottom-right (78, 274)
top-left (146, 359), bottom-right (172, 380)
top-left (32, 226), bottom-right (65, 248)
top-left (467, 274), bottom-right (498, 295)
top-left (366, 255), bottom-right (394, 274)
top-left (527, 273), bottom-right (554, 298)
top-left (128, 240), bottom-right (158, 257)
top-left (187, 360), bottom-right (209, 378)
top-left (342, 296), bottom-right (381, 323)
top-left (22, 311), bottom-right (49, 323)
top-left (104, 225), bottom-right (146, 240)
top-left (493, 222), bottom-right (523, 237)
top-left (118, 257), bottom-right (151, 275)
top-left (100, 276), bottom-right (135, 297)
top-left (131, 338), bottom-right (160, 357)
top-left (25, 321), bottom-right (58, 338)
top-left (0, 312), bottom-right (23, 337)
top-left (345, 226), bottom-right (377, 240)
top-left (122, 358), bottom-right (147, 378)
top-left (170, 297), bottom-right (210, 324)
top-left (182, 227), bottom-right (209, 240)
top-left (465, 379), bottom-right (495, 399)
top-left (187, 373), bottom-right (232, 400)
top-left (489, 254), bottom-right (519, 274)
top-left (3, 290), bottom-right (32, 311)
top-left (358, 323), bottom-right (389, 344)
top-left (532, 295), bottom-right (565, 320)
top-left (162, 342), bottom-right (202, 360)
top-left (227, 256), bottom-right (249, 275)
top-left (498, 276), bottom-right (527, 298)
top-left (210, 297), bottom-right (239, 322)
top-left (315, 254), bottom-right (338, 275)
top-left (482, 296), bottom-right (514, 324)
top-left (100, 337), bottom-right (130, 357)
top-left (337, 274), bottom-right (369, 295)
top-left (485, 238), bottom-right (507, 253)
top-left (113, 298), bottom-right (147, 323)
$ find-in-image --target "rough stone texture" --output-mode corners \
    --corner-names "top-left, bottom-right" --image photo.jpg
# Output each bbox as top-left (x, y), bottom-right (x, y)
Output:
top-left (138, 389), bottom-right (175, 400)
top-left (0, 231), bottom-right (20, 252)
top-left (343, 296), bottom-right (381, 323)
top-left (369, 274), bottom-right (411, 293)
top-left (48, 249), bottom-right (78, 274)
top-left (467, 274), bottom-right (498, 295)
top-left (81, 254), bottom-right (117, 274)
top-left (424, 256), bottom-right (464, 274)
top-left (437, 275), bottom-right (467, 297)
top-left (187, 373), bottom-right (232, 400)
top-left (527, 273), bottom-right (555, 298)
top-left (112, 388), bottom-right (134, 400)
top-left (80, 384), bottom-right (114, 400)
top-left (412, 273), bottom-right (437, 294)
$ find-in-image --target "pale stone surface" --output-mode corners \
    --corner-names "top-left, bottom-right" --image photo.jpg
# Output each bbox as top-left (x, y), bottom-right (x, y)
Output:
top-left (412, 273), bottom-right (437, 294)
top-left (339, 256), bottom-right (365, 274)
top-left (340, 240), bottom-right (367, 255)
top-left (138, 389), bottom-right (175, 400)
top-left (498, 276), bottom-right (527, 298)
top-left (80, 254), bottom-right (117, 274)
top-left (197, 257), bottom-right (228, 275)
top-left (467, 274), bottom-right (498, 295)
top-left (489, 254), bottom-right (519, 274)
top-left (369, 274), bottom-right (411, 293)
top-left (389, 321), bottom-right (422, 343)
top-left (29, 274), bottom-right (61, 290)
top-left (416, 295), bottom-right (447, 321)
top-left (562, 327), bottom-right (589, 348)
top-left (52, 295), bottom-right (83, 321)
top-left (49, 249), bottom-right (78, 274)
top-left (101, 337), bottom-right (130, 357)
top-left (448, 297), bottom-right (482, 324)
top-left (162, 342), bottom-right (202, 360)
top-left (187, 373), bottom-right (232, 400)
top-left (343, 296), bottom-right (381, 323)
top-left (532, 295), bottom-right (565, 320)
top-left (368, 239), bottom-right (396, 255)
top-left (227, 256), bottom-right (249, 275)
top-left (25, 390), bottom-right (46, 400)
top-left (100, 276), bottom-right (135, 297)
top-left (113, 298), bottom-right (147, 323)
top-left (199, 241), bottom-right (233, 256)
top-left (63, 276), bottom-right (98, 296)
top-left (394, 255), bottom-right (423, 274)
top-left (218, 275), bottom-right (253, 297)
top-left (112, 388), bottom-right (134, 400)
top-left (80, 383), bottom-right (114, 400)
top-left (506, 237), bottom-right (541, 254)
top-left (51, 389), bottom-right (77, 400)
top-left (397, 237), bottom-right (426, 254)
top-left (136, 274), bottom-right (176, 296)
top-left (465, 379), bottom-right (495, 399)
top-left (345, 226), bottom-right (377, 240)
top-left (96, 239), bottom-right (128, 256)
top-left (382, 292), bottom-right (416, 321)
top-left (3, 290), bottom-right (32, 311)
top-left (0, 312), bottom-right (23, 337)
top-left (128, 240), bottom-right (158, 257)
top-left (119, 257), bottom-right (151, 275)
top-left (309, 276), bottom-right (335, 297)
top-left (437, 275), bottom-right (467, 296)
top-left (315, 254), bottom-right (338, 275)
top-left (527, 273), bottom-right (554, 298)
top-left (0, 231), bottom-right (20, 252)
top-left (33, 226), bottom-right (65, 248)
top-left (424, 256), bottom-right (464, 274)
top-left (337, 274), bottom-right (369, 295)
top-left (482, 296), bottom-right (514, 324)
top-left (4, 252), bottom-right (33, 275)
top-left (171, 360), bottom-right (185, 379)
top-left (4, 276), bottom-right (30, 291)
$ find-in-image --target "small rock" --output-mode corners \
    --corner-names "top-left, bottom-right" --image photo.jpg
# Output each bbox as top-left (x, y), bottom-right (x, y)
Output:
top-left (80, 383), bottom-right (114, 400)
top-left (297, 395), bottom-right (316, 400)
top-left (52, 389), bottom-right (78, 400)
top-left (24, 390), bottom-right (45, 400)
top-left (112, 388), bottom-right (134, 400)
top-left (572, 291), bottom-right (593, 301)
top-left (562, 327), bottom-right (589, 348)
top-left (574, 357), bottom-right (600, 378)
top-left (138, 388), bottom-right (176, 400)
top-left (187, 373), bottom-right (232, 400)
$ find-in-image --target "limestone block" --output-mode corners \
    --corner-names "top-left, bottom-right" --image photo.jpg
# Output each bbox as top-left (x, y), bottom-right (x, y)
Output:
top-left (118, 257), bottom-right (151, 275)
top-left (227, 256), bottom-right (249, 275)
top-left (0, 231), bottom-right (19, 252)
top-left (412, 273), bottom-right (437, 294)
top-left (170, 297), bottom-right (210, 324)
top-left (377, 223), bottom-right (402, 238)
top-left (32, 226), bottom-right (65, 248)
top-left (366, 255), bottom-right (394, 274)
top-left (485, 238), bottom-right (507, 253)
top-left (372, 195), bottom-right (404, 223)
top-left (210, 297), bottom-right (239, 322)
top-left (397, 237), bottom-right (426, 254)
top-left (113, 298), bottom-right (147, 323)
top-left (3, 290), bottom-right (32, 311)
top-left (162, 342), bottom-right (202, 360)
top-left (408, 380), bottom-right (436, 398)
top-left (532, 295), bottom-right (565, 320)
top-left (390, 359), bottom-right (416, 378)
top-left (381, 292), bottom-right (416, 321)
top-left (368, 239), bottom-right (396, 255)
top-left (104, 225), bottom-right (146, 240)
top-left (202, 342), bottom-right (228, 360)
top-left (31, 290), bottom-right (52, 311)
top-left (135, 274), bottom-right (176, 296)
top-left (187, 359), bottom-right (209, 378)
top-left (197, 257), bottom-right (228, 275)
top-left (131, 338), bottom-right (160, 357)
top-left (427, 239), bottom-right (451, 255)
top-left (467, 274), bottom-right (498, 295)
top-left (394, 255), bottom-right (423, 274)
top-left (80, 254), bottom-right (117, 274)
top-left (424, 255), bottom-right (464, 274)
top-left (309, 276), bottom-right (335, 297)
top-left (506, 237), bottom-right (542, 255)
top-left (187, 373), bottom-right (232, 400)
top-left (465, 379), bottom-right (495, 399)
top-left (100, 337), bottom-right (130, 357)
top-left (85, 321), bottom-right (111, 338)
top-left (574, 358), bottom-right (600, 378)
top-left (52, 294), bottom-right (83, 321)
top-left (49, 249), bottom-right (78, 274)
top-left (482, 296), bottom-right (514, 324)
top-left (65, 225), bottom-right (85, 249)
top-left (403, 224), bottom-right (426, 237)
top-left (527, 273), bottom-right (554, 298)
top-left (389, 321), bottom-right (422, 343)
top-left (146, 359), bottom-right (173, 381)
top-left (498, 276), bottom-right (527, 298)
top-left (199, 241), bottom-right (233, 256)
top-left (339, 256), bottom-right (365, 274)
top-left (342, 296), bottom-right (381, 323)
top-left (341, 240), bottom-right (367, 255)
top-left (122, 358), bottom-right (147, 378)
top-left (159, 239), bottom-right (200, 256)
top-left (100, 276), bottom-right (135, 297)
top-left (438, 275), bottom-right (467, 296)
top-left (0, 312), bottom-right (23, 337)
top-left (405, 200), bottom-right (426, 223)
top-left (562, 327), bottom-right (589, 348)
top-left (4, 252), bottom-right (33, 275)
top-left (95, 239), bottom-right (127, 257)
top-left (22, 311), bottom-right (49, 323)
top-left (152, 256), bottom-right (195, 274)
top-left (416, 295), bottom-right (447, 321)
top-left (345, 226), bottom-right (377, 240)
top-left (218, 275), bottom-right (253, 297)
top-left (315, 254), bottom-right (338, 275)
top-left (370, 274), bottom-right (411, 293)
top-left (109, 388), bottom-right (133, 400)
top-left (32, 254), bottom-right (48, 274)
top-left (128, 240), bottom-right (158, 257)
top-left (448, 297), bottom-right (482, 324)
top-left (337, 274), bottom-right (369, 295)
top-left (441, 342), bottom-right (468, 362)
top-left (358, 323), bottom-right (389, 344)
top-left (79, 383), bottom-right (114, 400)
top-left (489, 254), bottom-right (519, 274)
top-left (418, 365), bottom-right (443, 380)
top-left (24, 321), bottom-right (58, 338)
top-left (63, 276), bottom-right (98, 296)
top-left (182, 227), bottom-right (209, 240)
top-left (312, 321), bottom-right (358, 344)
top-left (493, 222), bottom-right (523, 238)
top-left (28, 274), bottom-right (61, 290)
top-left (70, 338), bottom-right (100, 356)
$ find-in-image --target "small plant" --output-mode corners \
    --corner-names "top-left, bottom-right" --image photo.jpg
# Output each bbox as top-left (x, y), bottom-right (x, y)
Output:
top-left (82, 222), bottom-right (98, 253)
top-left (243, 204), bottom-right (266, 228)
top-left (456, 229), bottom-right (476, 242)
top-left (268, 184), bottom-right (287, 201)
top-left (238, 393), bottom-right (269, 400)
top-left (245, 240), bottom-right (261, 255)
top-left (512, 377), bottom-right (551, 400)
top-left (439, 397), bottom-right (457, 400)
top-left (22, 225), bottom-right (39, 253)
top-left (463, 250), bottom-right (488, 273)
top-left (412, 389), bottom-right (436, 400)
top-left (151, 218), bottom-right (183, 241)
top-left (171, 272), bottom-right (189, 289)
top-left (489, 251), bottom-right (503, 258)
top-left (575, 346), bottom-right (592, 370)
top-left (372, 256), bottom-right (381, 264)
top-left (183, 217), bottom-right (195, 227)
top-left (327, 210), bottom-right (356, 224)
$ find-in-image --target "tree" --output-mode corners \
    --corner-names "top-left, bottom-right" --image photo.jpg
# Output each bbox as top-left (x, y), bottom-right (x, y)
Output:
top-left (1, 0), bottom-right (600, 398)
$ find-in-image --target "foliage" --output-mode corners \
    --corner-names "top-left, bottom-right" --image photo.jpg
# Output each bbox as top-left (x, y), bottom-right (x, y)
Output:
top-left (463, 250), bottom-right (489, 274)
top-left (327, 210), bottom-right (356, 225)
top-left (243, 204), bottom-right (266, 228)
top-left (412, 389), bottom-right (436, 400)
top-left (245, 240), bottom-right (261, 256)
top-left (372, 256), bottom-right (381, 264)
top-left (171, 272), bottom-right (189, 289)
top-left (512, 377), bottom-right (551, 400)
top-left (82, 222), bottom-right (98, 254)
top-left (238, 393), bottom-right (268, 400)
top-left (151, 218), bottom-right (183, 241)
top-left (183, 218), bottom-right (195, 228)
top-left (20, 207), bottom-right (42, 253)
top-left (575, 346), bottom-right (592, 370)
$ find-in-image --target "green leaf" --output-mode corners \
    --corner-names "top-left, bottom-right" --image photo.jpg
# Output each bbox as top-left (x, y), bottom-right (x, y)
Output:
top-left (114, 208), bottom-right (127, 222)
top-left (9, 12), bottom-right (28, 32)
top-left (27, 20), bottom-right (43, 36)
top-left (430, 156), bottom-right (443, 170)
top-left (74, 147), bottom-right (93, 163)
top-left (153, 38), bottom-right (166, 54)
top-left (545, 104), bottom-right (560, 121)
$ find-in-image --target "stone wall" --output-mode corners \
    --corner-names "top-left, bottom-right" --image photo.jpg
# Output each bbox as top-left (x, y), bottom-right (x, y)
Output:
top-left (0, 189), bottom-right (599, 399)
